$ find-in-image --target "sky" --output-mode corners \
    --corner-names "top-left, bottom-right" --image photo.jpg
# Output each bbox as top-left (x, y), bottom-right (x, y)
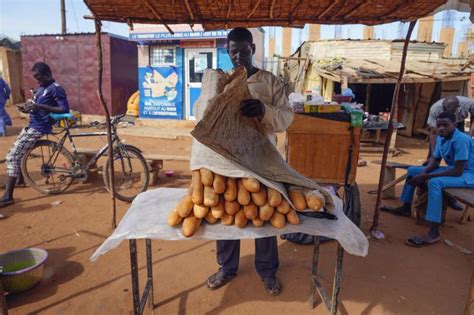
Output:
top-left (0, 1), bottom-right (472, 56)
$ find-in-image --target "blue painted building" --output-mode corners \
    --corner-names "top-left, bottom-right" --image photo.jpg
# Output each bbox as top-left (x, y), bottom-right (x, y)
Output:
top-left (130, 25), bottom-right (265, 120)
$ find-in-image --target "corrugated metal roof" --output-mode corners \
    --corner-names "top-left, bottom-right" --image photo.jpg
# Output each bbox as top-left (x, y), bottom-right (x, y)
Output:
top-left (313, 58), bottom-right (472, 83)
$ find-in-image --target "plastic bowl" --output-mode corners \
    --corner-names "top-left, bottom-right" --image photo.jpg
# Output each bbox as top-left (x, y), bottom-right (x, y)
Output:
top-left (0, 248), bottom-right (48, 293)
top-left (164, 170), bottom-right (174, 177)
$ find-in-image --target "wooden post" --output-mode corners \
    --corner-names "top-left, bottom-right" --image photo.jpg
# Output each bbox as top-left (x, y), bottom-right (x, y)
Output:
top-left (94, 19), bottom-right (117, 229)
top-left (60, 0), bottom-right (67, 34)
top-left (282, 27), bottom-right (292, 57)
top-left (371, 20), bottom-right (417, 232)
top-left (308, 24), bottom-right (320, 41)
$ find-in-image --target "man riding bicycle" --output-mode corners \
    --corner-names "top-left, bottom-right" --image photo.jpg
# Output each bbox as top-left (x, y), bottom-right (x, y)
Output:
top-left (0, 62), bottom-right (69, 213)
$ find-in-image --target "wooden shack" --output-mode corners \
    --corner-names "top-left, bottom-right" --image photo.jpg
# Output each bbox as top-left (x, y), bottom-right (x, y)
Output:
top-left (0, 46), bottom-right (24, 106)
top-left (283, 40), bottom-right (473, 137)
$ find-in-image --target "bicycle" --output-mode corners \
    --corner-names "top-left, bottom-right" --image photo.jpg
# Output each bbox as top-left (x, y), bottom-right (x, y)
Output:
top-left (20, 113), bottom-right (149, 202)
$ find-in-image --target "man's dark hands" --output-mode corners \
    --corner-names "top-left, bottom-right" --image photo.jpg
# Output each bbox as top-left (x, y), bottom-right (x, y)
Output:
top-left (407, 174), bottom-right (426, 186)
top-left (240, 99), bottom-right (265, 118)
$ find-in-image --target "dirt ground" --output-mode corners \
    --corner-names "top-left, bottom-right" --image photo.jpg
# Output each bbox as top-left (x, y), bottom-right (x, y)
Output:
top-left (1, 109), bottom-right (472, 315)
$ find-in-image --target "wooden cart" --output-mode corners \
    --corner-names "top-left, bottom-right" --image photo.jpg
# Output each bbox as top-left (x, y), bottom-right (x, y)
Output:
top-left (286, 113), bottom-right (362, 314)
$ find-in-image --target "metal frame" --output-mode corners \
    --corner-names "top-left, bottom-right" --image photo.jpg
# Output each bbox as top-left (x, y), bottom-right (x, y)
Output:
top-left (309, 237), bottom-right (344, 314)
top-left (129, 239), bottom-right (154, 315)
top-left (128, 234), bottom-right (347, 315)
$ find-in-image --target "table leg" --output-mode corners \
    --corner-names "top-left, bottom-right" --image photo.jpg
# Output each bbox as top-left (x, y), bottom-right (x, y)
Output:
top-left (129, 239), bottom-right (140, 315)
top-left (330, 244), bottom-right (344, 315)
top-left (309, 236), bottom-right (321, 309)
top-left (146, 239), bottom-right (154, 310)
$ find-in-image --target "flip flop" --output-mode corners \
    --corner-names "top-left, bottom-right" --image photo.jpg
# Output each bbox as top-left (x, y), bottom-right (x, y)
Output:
top-left (206, 271), bottom-right (236, 290)
top-left (380, 206), bottom-right (411, 217)
top-left (405, 235), bottom-right (440, 248)
top-left (262, 277), bottom-right (281, 296)
top-left (0, 199), bottom-right (14, 209)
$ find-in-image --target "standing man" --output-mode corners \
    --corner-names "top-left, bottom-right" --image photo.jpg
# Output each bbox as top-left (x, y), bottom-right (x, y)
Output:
top-left (382, 112), bottom-right (474, 246)
top-left (0, 62), bottom-right (69, 210)
top-left (427, 96), bottom-right (474, 154)
top-left (205, 28), bottom-right (293, 295)
top-left (0, 76), bottom-right (12, 128)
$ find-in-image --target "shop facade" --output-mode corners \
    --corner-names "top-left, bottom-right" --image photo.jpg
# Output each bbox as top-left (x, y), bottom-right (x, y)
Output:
top-left (130, 25), bottom-right (264, 120)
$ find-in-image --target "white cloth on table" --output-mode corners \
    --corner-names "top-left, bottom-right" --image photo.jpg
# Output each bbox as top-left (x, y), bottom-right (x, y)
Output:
top-left (90, 188), bottom-right (369, 262)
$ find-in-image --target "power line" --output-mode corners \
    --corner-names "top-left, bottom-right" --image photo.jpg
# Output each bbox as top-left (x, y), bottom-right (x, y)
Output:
top-left (69, 0), bottom-right (80, 32)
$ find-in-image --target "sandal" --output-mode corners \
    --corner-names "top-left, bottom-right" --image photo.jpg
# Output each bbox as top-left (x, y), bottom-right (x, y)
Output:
top-left (262, 277), bottom-right (281, 296)
top-left (206, 270), bottom-right (236, 290)
top-left (405, 235), bottom-right (440, 248)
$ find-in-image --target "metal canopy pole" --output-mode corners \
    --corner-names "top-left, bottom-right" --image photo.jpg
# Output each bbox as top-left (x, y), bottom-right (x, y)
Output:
top-left (94, 19), bottom-right (118, 228)
top-left (371, 20), bottom-right (417, 232)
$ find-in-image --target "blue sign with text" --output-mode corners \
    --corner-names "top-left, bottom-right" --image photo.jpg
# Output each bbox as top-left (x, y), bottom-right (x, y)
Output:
top-left (139, 66), bottom-right (183, 119)
top-left (130, 30), bottom-right (228, 41)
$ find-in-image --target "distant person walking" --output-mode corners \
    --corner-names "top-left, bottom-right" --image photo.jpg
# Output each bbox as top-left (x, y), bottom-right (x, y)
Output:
top-left (0, 77), bottom-right (12, 127)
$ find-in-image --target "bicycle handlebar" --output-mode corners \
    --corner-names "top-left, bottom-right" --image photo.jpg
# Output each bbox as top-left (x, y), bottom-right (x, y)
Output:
top-left (110, 113), bottom-right (126, 126)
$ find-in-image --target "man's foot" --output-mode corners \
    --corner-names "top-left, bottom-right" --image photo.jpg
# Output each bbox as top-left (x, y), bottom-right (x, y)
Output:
top-left (0, 198), bottom-right (14, 208)
top-left (262, 277), bottom-right (281, 296)
top-left (448, 198), bottom-right (464, 211)
top-left (206, 270), bottom-right (236, 290)
top-left (380, 205), bottom-right (411, 217)
top-left (405, 235), bottom-right (440, 248)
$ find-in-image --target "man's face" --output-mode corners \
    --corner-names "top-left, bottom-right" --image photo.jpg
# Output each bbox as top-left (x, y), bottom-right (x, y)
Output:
top-left (32, 70), bottom-right (51, 86)
top-left (442, 99), bottom-right (460, 113)
top-left (436, 118), bottom-right (456, 137)
top-left (227, 40), bottom-right (255, 70)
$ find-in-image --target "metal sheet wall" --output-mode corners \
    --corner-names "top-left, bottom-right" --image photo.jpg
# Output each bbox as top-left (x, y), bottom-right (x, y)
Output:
top-left (21, 33), bottom-right (137, 116)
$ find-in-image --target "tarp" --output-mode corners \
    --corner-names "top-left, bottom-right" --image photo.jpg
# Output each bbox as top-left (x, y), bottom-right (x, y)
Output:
top-left (90, 188), bottom-right (369, 261)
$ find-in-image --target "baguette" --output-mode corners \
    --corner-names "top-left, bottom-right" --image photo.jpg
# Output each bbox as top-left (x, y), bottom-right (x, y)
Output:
top-left (211, 196), bottom-right (225, 218)
top-left (182, 215), bottom-right (201, 237)
top-left (251, 185), bottom-right (267, 207)
top-left (193, 203), bottom-right (209, 219)
top-left (243, 201), bottom-right (258, 220)
top-left (288, 189), bottom-right (307, 211)
top-left (267, 188), bottom-right (282, 207)
top-left (203, 185), bottom-right (219, 207)
top-left (276, 199), bottom-right (291, 214)
top-left (270, 211), bottom-right (286, 229)
top-left (252, 217), bottom-right (264, 227)
top-left (259, 203), bottom-right (274, 221)
top-left (242, 178), bottom-right (260, 193)
top-left (167, 210), bottom-right (183, 227)
top-left (286, 210), bottom-right (300, 225)
top-left (237, 179), bottom-right (251, 206)
top-left (213, 174), bottom-right (226, 194)
top-left (200, 168), bottom-right (214, 186)
top-left (224, 177), bottom-right (237, 201)
top-left (177, 195), bottom-right (194, 217)
top-left (224, 200), bottom-right (240, 215)
top-left (235, 209), bottom-right (248, 228)
top-left (221, 213), bottom-right (234, 225)
top-left (191, 170), bottom-right (204, 204)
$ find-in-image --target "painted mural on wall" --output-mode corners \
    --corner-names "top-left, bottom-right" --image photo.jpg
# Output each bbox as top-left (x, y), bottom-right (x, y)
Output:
top-left (139, 66), bottom-right (183, 119)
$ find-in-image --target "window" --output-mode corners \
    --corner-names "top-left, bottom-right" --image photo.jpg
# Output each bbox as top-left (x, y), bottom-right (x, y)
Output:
top-left (150, 46), bottom-right (176, 66)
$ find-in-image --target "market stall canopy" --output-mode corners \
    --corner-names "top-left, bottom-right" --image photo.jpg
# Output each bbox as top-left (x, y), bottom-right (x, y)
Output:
top-left (84, 0), bottom-right (446, 30)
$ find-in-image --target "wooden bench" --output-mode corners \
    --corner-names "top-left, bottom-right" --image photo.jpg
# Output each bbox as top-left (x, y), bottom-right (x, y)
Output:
top-left (75, 148), bottom-right (190, 186)
top-left (369, 161), bottom-right (413, 199)
top-left (443, 188), bottom-right (473, 224)
top-left (415, 187), bottom-right (474, 225)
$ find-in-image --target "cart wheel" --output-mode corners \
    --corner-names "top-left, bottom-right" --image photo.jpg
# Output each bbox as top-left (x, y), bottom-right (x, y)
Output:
top-left (344, 184), bottom-right (361, 227)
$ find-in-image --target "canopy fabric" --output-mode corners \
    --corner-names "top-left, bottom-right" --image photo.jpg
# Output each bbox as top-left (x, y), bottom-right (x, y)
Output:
top-left (84, 0), bottom-right (446, 30)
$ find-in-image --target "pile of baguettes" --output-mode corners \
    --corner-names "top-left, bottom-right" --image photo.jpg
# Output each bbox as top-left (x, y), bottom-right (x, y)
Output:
top-left (168, 168), bottom-right (325, 237)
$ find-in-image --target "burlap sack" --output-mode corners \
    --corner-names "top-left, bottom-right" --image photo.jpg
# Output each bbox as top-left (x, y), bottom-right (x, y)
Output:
top-left (191, 67), bottom-right (334, 210)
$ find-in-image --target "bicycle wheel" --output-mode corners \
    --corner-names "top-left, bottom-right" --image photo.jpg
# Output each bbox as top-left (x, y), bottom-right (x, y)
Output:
top-left (21, 140), bottom-right (74, 195)
top-left (103, 146), bottom-right (149, 202)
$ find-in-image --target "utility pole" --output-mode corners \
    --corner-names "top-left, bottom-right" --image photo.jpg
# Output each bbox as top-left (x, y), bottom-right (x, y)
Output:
top-left (60, 0), bottom-right (67, 34)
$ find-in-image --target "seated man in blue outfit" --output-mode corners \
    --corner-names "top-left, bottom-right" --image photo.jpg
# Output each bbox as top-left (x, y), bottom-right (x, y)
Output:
top-left (0, 62), bottom-right (69, 211)
top-left (382, 111), bottom-right (474, 247)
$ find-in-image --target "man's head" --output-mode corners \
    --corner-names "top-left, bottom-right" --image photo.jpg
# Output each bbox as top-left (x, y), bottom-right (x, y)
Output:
top-left (436, 111), bottom-right (457, 138)
top-left (227, 27), bottom-right (255, 72)
top-left (442, 96), bottom-right (460, 114)
top-left (31, 62), bottom-right (53, 87)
